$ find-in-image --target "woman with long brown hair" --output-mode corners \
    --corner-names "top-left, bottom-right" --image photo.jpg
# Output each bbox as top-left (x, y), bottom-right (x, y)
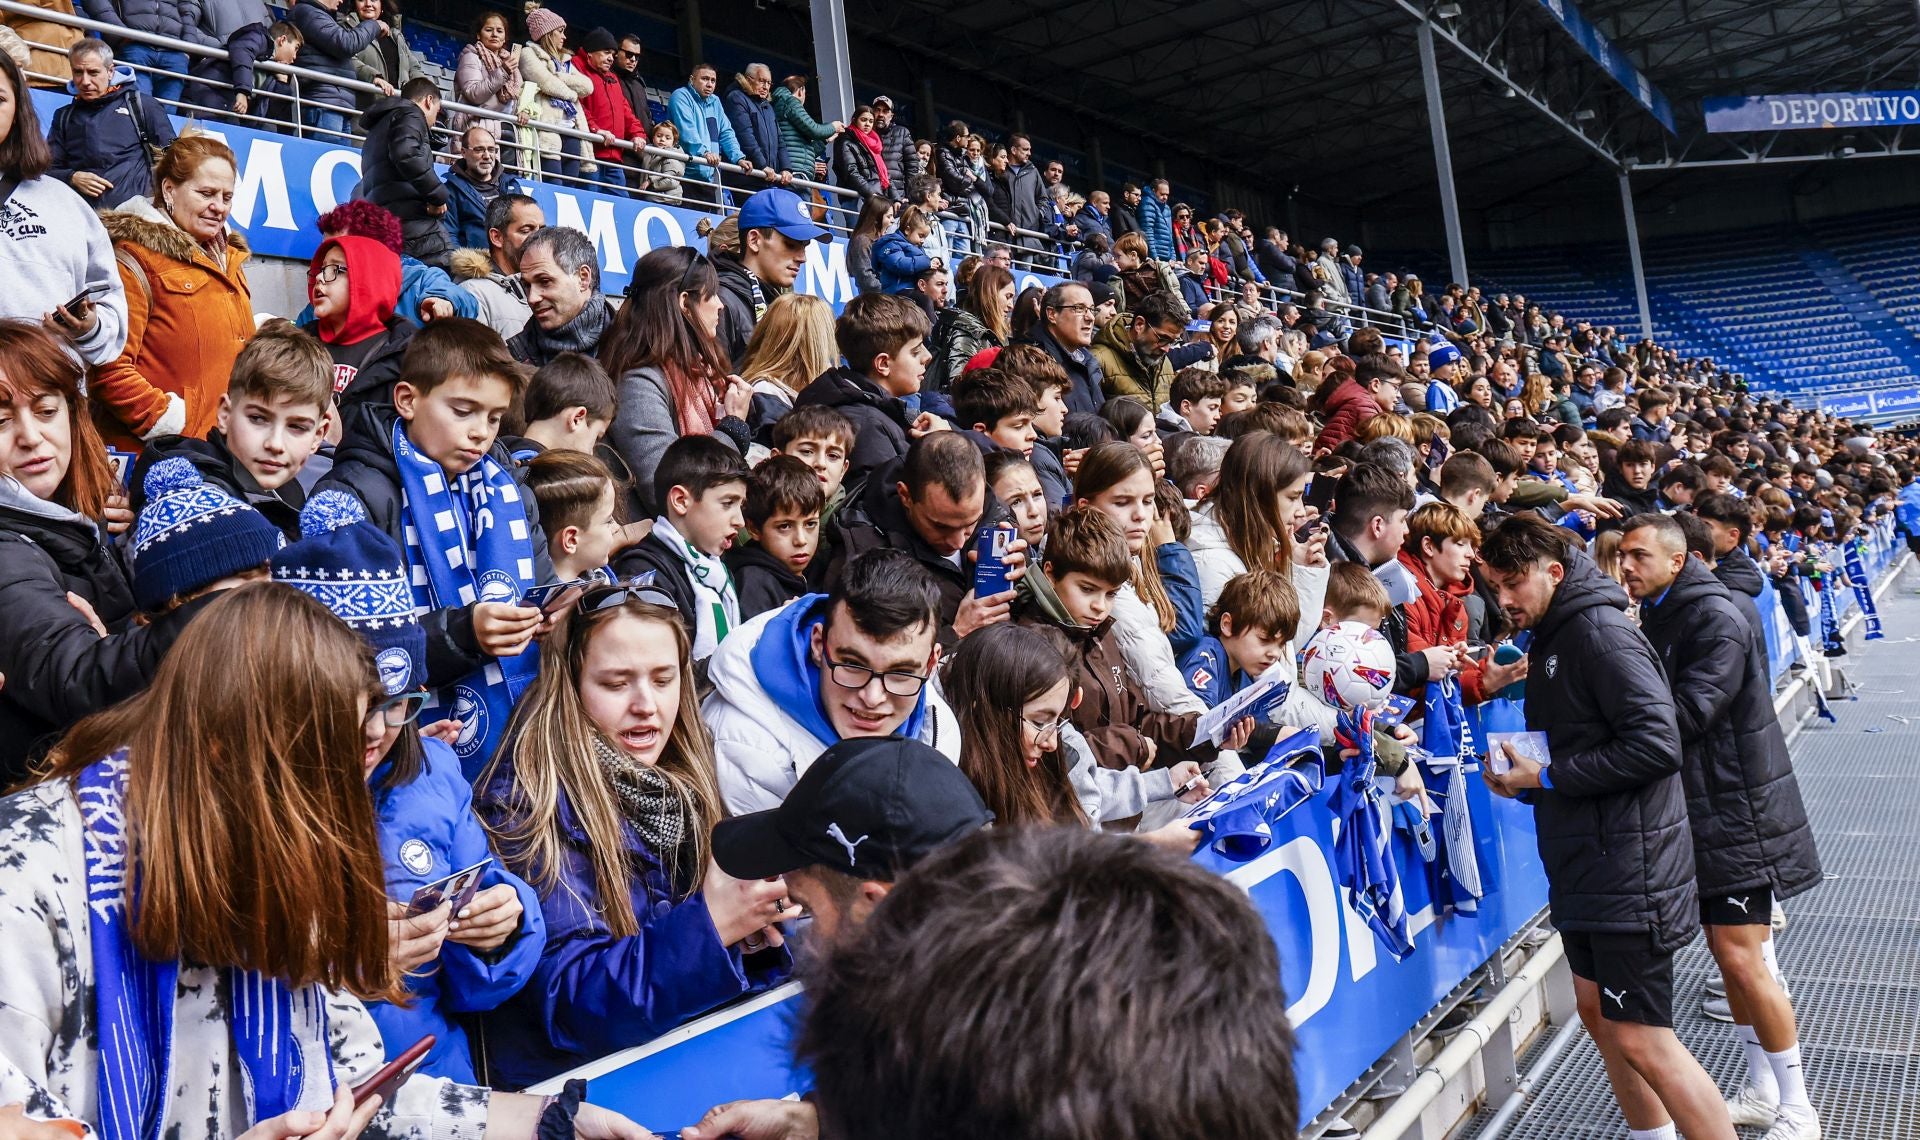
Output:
top-left (924, 261), bottom-right (1014, 395)
top-left (1071, 442), bottom-right (1207, 715)
top-left (478, 587), bottom-right (796, 1089)
top-left (943, 623), bottom-right (1207, 848)
top-left (0, 321), bottom-right (234, 785)
top-left (602, 245), bottom-right (753, 516)
top-left (1186, 431), bottom-right (1318, 608)
top-left (0, 582), bottom-right (652, 1138)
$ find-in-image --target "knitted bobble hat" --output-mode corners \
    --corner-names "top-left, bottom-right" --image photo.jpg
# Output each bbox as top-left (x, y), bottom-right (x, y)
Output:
top-left (270, 490), bottom-right (428, 696)
top-left (131, 457), bottom-right (285, 612)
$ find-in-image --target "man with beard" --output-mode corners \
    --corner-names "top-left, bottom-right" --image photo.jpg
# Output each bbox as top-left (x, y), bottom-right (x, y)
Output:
top-left (509, 227), bottom-right (616, 366)
top-left (1479, 515), bottom-right (1734, 1140)
top-left (441, 125), bottom-right (528, 250)
top-left (1090, 289), bottom-right (1188, 408)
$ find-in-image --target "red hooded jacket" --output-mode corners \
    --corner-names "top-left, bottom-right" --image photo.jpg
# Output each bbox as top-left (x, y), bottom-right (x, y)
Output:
top-left (1394, 547), bottom-right (1491, 704)
top-left (311, 235), bottom-right (400, 347)
top-left (1313, 377), bottom-right (1383, 454)
top-left (580, 62), bottom-right (645, 163)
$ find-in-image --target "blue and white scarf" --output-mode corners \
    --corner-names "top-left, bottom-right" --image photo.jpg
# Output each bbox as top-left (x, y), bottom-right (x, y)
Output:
top-left (393, 419), bottom-right (540, 776)
top-left (78, 752), bottom-right (333, 1140)
top-left (1844, 538), bottom-right (1883, 641)
top-left (1330, 707), bottom-right (1414, 961)
top-left (1816, 565), bottom-right (1845, 658)
top-left (1419, 679), bottom-right (1483, 913)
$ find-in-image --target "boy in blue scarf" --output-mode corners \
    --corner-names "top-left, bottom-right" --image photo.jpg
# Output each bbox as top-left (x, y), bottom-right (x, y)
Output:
top-left (316, 318), bottom-right (551, 778)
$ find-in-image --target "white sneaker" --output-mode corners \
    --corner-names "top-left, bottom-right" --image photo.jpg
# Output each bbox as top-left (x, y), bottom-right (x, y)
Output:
top-left (1702, 994), bottom-right (1735, 1022)
top-left (1725, 1086), bottom-right (1780, 1128)
top-left (1772, 900), bottom-right (1789, 933)
top-left (1759, 1105), bottom-right (1821, 1140)
top-left (1705, 971), bottom-right (1727, 997)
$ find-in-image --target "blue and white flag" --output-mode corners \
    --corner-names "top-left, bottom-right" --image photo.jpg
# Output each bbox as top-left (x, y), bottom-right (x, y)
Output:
top-left (1331, 707), bottom-right (1414, 961)
top-left (1844, 539), bottom-right (1883, 641)
top-left (1419, 679), bottom-right (1483, 914)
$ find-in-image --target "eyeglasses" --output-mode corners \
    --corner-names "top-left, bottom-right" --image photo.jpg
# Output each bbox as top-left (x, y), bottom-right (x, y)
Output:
top-left (677, 251), bottom-right (710, 296)
top-left (1022, 713), bottom-right (1070, 744)
top-left (308, 263), bottom-right (348, 284)
top-left (1050, 303), bottom-right (1096, 316)
top-left (366, 691), bottom-right (427, 730)
top-left (582, 571), bottom-right (679, 614)
top-left (823, 656), bottom-right (930, 697)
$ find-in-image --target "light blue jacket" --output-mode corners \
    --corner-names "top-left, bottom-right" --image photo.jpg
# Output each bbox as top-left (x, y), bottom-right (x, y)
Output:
top-left (668, 86), bottom-right (745, 183)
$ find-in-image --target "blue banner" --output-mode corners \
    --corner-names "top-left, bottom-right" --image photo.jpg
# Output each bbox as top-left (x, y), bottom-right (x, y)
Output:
top-left (1704, 91), bottom-right (1920, 134)
top-left (535, 780), bottom-right (1552, 1130)
top-left (1533, 0), bottom-right (1676, 132)
top-left (1815, 385), bottom-right (1920, 423)
top-left (31, 89), bottom-right (1064, 305)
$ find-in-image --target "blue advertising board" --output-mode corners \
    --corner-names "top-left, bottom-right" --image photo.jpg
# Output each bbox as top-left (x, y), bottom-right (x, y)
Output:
top-left (1533, 0), bottom-right (1676, 132)
top-left (1816, 385), bottom-right (1920, 422)
top-left (30, 90), bottom-right (1064, 305)
top-left (1704, 91), bottom-right (1920, 134)
top-left (533, 780), bottom-right (1552, 1131)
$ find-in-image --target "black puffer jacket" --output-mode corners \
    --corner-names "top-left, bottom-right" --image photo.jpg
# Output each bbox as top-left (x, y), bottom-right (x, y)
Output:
top-left (713, 253), bottom-right (787, 368)
top-left (1712, 545), bottom-right (1766, 640)
top-left (1522, 552), bottom-right (1697, 949)
top-left (791, 366), bottom-right (912, 484)
top-left (132, 430), bottom-right (306, 541)
top-left (357, 96), bottom-right (453, 267)
top-left (0, 501), bottom-right (214, 784)
top-left (1638, 557), bottom-right (1822, 900)
top-left (314, 401), bottom-right (550, 689)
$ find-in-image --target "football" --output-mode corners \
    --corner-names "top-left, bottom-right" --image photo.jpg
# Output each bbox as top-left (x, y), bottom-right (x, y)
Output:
top-left (1299, 621), bottom-right (1398, 710)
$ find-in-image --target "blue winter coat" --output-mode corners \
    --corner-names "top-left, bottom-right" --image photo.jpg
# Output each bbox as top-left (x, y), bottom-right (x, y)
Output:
top-left (1073, 204), bottom-right (1113, 244)
top-left (1157, 540), bottom-right (1205, 657)
top-left (871, 230), bottom-right (932, 294)
top-left (1340, 262), bottom-right (1366, 310)
top-left (721, 80), bottom-right (780, 172)
top-left (288, 0), bottom-right (383, 113)
top-left (476, 751), bottom-right (791, 1089)
top-left (441, 161), bottom-right (528, 251)
top-left (1139, 193), bottom-right (1175, 261)
top-left (1180, 635), bottom-right (1251, 707)
top-left (46, 74), bottom-right (176, 210)
top-left (366, 738), bottom-right (545, 1084)
top-left (1897, 481), bottom-right (1920, 536)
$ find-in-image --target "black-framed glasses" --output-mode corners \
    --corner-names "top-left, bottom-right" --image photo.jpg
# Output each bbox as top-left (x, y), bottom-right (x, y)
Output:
top-left (1050, 302), bottom-right (1096, 316)
top-left (366, 690), bottom-right (427, 729)
top-left (583, 571), bottom-right (679, 614)
top-left (308, 263), bottom-right (348, 284)
top-left (822, 657), bottom-right (930, 697)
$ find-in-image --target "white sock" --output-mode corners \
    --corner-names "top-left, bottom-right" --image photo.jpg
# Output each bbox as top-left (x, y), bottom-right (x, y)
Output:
top-left (1761, 934), bottom-right (1781, 980)
top-left (1739, 1024), bottom-right (1779, 1100)
top-left (1768, 1044), bottom-right (1812, 1111)
top-left (1627, 1125), bottom-right (1677, 1140)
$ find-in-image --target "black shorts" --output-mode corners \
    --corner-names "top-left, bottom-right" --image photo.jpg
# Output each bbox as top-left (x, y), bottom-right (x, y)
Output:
top-left (1561, 930), bottom-right (1676, 1028)
top-left (1700, 884), bottom-right (1775, 927)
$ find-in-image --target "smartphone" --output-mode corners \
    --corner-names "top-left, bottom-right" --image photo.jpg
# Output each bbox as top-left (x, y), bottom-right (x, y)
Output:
top-left (351, 1035), bottom-right (435, 1108)
top-left (61, 284), bottom-right (111, 322)
top-left (407, 856), bottom-right (491, 916)
top-left (1293, 514), bottom-right (1326, 543)
top-left (1304, 475), bottom-right (1338, 515)
top-left (1460, 641), bottom-right (1492, 663)
top-left (520, 579), bottom-right (587, 615)
top-left (973, 521), bottom-right (1016, 599)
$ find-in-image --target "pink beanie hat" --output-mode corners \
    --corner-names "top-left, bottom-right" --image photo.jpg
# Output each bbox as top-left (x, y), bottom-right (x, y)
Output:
top-left (524, 7), bottom-right (566, 43)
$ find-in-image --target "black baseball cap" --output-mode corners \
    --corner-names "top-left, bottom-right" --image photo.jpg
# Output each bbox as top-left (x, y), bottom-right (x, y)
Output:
top-left (712, 737), bottom-right (992, 882)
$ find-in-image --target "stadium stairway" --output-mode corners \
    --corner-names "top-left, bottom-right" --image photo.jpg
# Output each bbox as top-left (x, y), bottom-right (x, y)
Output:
top-left (1451, 566), bottom-right (1920, 1140)
top-left (1795, 246), bottom-right (1920, 382)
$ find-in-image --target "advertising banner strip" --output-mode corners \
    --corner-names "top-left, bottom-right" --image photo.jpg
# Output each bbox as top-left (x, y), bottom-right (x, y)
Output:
top-left (1532, 0), bottom-right (1677, 133)
top-left (1704, 91), bottom-right (1920, 134)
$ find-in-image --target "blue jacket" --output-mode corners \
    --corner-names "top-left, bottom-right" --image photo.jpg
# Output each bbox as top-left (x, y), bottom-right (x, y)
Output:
top-left (297, 257), bottom-right (477, 324)
top-left (79, 0), bottom-right (215, 45)
top-left (288, 0), bottom-right (383, 113)
top-left (1073, 204), bottom-right (1113, 244)
top-left (1897, 481), bottom-right (1920, 536)
top-left (47, 72), bottom-right (176, 210)
top-left (1179, 636), bottom-right (1251, 707)
top-left (476, 749), bottom-right (791, 1089)
top-left (721, 80), bottom-right (780, 172)
top-left (1139, 193), bottom-right (1175, 261)
top-left (871, 230), bottom-right (932, 294)
top-left (441, 161), bottom-right (528, 250)
top-left (1177, 271), bottom-right (1209, 313)
top-left (1340, 262), bottom-right (1366, 309)
top-left (1157, 540), bottom-right (1205, 657)
top-left (668, 86), bottom-right (745, 183)
top-left (366, 738), bottom-right (545, 1084)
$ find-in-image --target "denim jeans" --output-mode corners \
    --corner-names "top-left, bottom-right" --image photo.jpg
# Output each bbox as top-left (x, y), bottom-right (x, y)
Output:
top-left (120, 44), bottom-right (187, 105)
top-left (541, 157), bottom-right (582, 186)
top-left (304, 106), bottom-right (351, 140)
top-left (586, 163), bottom-right (629, 197)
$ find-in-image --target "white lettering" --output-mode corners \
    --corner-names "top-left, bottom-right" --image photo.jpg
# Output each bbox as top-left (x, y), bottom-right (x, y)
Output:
top-left (554, 193), bottom-right (628, 277)
top-left (310, 149), bottom-right (362, 215)
top-left (798, 240), bottom-right (852, 306)
top-left (1903, 96), bottom-right (1920, 121)
top-left (224, 136), bottom-right (296, 232)
top-left (632, 206), bottom-right (686, 257)
top-left (1769, 99), bottom-right (1789, 126)
top-left (1820, 97), bottom-right (1841, 124)
top-left (1841, 97), bottom-right (1860, 123)
top-left (1225, 834), bottom-right (1342, 1025)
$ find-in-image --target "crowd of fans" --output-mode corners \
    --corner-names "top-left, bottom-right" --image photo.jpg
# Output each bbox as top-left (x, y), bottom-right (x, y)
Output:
top-left (0, 10), bottom-right (1913, 1140)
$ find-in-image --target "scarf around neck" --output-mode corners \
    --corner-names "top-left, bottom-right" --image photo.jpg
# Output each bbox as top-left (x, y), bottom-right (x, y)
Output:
top-left (592, 734), bottom-right (692, 857)
top-left (653, 516), bottom-right (737, 659)
top-left (852, 127), bottom-right (888, 190)
top-left (522, 295), bottom-right (609, 362)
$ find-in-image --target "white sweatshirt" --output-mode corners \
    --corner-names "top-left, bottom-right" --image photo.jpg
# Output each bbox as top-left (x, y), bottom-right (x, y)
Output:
top-left (0, 176), bottom-right (129, 366)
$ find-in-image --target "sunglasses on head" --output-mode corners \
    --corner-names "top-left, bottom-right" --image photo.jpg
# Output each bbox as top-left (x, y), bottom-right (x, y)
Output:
top-left (581, 571), bottom-right (679, 614)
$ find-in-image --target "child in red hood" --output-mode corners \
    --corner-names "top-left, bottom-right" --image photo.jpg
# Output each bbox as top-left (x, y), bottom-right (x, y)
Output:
top-left (303, 235), bottom-right (418, 415)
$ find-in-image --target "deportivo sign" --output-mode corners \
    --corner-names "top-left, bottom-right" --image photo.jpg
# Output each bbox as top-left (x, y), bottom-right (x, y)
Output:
top-left (1704, 91), bottom-right (1920, 133)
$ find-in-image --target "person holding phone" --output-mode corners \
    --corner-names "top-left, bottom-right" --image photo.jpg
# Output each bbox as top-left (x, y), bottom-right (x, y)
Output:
top-left (272, 491), bottom-right (547, 1085)
top-left (0, 51), bottom-right (129, 369)
top-left (478, 584), bottom-right (796, 1089)
top-left (0, 584), bottom-right (653, 1139)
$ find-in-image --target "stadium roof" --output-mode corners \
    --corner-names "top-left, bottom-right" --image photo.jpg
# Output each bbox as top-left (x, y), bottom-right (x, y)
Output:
top-left (842, 0), bottom-right (1920, 209)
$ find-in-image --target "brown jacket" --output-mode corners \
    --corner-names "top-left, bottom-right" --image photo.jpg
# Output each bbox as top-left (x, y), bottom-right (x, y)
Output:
top-left (95, 198), bottom-right (254, 449)
top-left (1, 0), bottom-right (81, 85)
